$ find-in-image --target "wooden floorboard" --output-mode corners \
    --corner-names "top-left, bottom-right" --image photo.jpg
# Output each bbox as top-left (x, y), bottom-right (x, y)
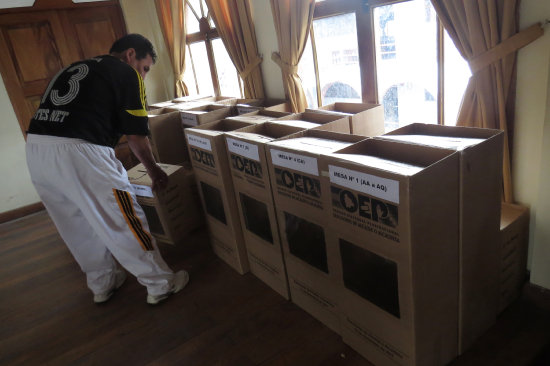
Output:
top-left (1, 210), bottom-right (549, 366)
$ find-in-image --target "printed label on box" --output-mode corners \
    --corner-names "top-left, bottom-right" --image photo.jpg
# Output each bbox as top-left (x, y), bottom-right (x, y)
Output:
top-left (132, 184), bottom-right (154, 198)
top-left (270, 148), bottom-right (319, 176)
top-left (329, 165), bottom-right (399, 204)
top-left (187, 133), bottom-right (212, 151)
top-left (227, 137), bottom-right (260, 161)
top-left (180, 114), bottom-right (199, 126)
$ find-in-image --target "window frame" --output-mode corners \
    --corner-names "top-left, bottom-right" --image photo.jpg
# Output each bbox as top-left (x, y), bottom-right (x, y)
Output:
top-left (310, 0), bottom-right (448, 125)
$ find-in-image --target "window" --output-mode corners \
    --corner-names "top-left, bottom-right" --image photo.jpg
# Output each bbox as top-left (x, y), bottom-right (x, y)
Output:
top-left (183, 0), bottom-right (243, 98)
top-left (299, 0), bottom-right (471, 131)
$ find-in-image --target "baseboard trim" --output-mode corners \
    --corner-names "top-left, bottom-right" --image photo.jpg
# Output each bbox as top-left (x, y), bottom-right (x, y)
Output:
top-left (0, 202), bottom-right (44, 224)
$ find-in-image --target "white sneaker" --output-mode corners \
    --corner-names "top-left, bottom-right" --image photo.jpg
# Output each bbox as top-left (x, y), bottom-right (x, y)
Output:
top-left (93, 270), bottom-right (127, 303)
top-left (146, 270), bottom-right (189, 305)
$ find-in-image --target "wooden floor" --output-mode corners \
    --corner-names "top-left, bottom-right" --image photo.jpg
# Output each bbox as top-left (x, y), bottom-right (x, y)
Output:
top-left (1, 210), bottom-right (550, 366)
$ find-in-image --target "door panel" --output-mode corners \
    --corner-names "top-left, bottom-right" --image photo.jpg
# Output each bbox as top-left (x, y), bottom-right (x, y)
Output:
top-left (0, 11), bottom-right (80, 134)
top-left (75, 19), bottom-right (116, 58)
top-left (7, 23), bottom-right (63, 84)
top-left (61, 5), bottom-right (126, 59)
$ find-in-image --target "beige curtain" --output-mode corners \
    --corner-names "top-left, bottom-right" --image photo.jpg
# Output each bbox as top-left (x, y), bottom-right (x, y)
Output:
top-left (155, 0), bottom-right (189, 97)
top-left (206, 0), bottom-right (265, 99)
top-left (270, 0), bottom-right (315, 112)
top-left (431, 0), bottom-right (543, 203)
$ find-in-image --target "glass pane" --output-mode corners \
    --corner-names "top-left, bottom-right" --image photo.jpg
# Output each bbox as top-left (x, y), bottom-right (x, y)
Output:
top-left (207, 11), bottom-right (215, 28)
top-left (185, 0), bottom-right (200, 34)
top-left (184, 45), bottom-right (198, 95)
top-left (189, 42), bottom-right (214, 97)
top-left (298, 33), bottom-right (319, 108)
top-left (374, 0), bottom-right (438, 132)
top-left (313, 13), bottom-right (361, 106)
top-left (212, 38), bottom-right (242, 97)
top-left (444, 30), bottom-right (471, 126)
top-left (198, 0), bottom-right (207, 18)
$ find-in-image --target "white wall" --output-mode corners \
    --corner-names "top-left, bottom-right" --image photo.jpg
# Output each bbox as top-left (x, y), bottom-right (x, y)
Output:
top-left (0, 78), bottom-right (40, 213)
top-left (119, 0), bottom-right (174, 104)
top-left (514, 0), bottom-right (550, 288)
top-left (249, 0), bottom-right (285, 99)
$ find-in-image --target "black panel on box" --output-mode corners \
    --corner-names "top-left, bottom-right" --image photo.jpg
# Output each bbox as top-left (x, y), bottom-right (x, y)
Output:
top-left (339, 239), bottom-right (400, 318)
top-left (283, 211), bottom-right (328, 273)
top-left (141, 205), bottom-right (164, 235)
top-left (239, 193), bottom-right (273, 244)
top-left (200, 181), bottom-right (227, 224)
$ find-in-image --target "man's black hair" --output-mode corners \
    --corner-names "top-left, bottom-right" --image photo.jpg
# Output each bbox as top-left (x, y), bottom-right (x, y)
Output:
top-left (110, 33), bottom-right (157, 63)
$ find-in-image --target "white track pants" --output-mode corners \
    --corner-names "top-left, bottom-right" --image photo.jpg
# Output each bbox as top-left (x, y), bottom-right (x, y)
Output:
top-left (26, 134), bottom-right (175, 296)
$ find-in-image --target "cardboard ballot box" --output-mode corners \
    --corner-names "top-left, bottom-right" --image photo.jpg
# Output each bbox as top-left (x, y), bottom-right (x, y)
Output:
top-left (319, 138), bottom-right (460, 366)
top-left (166, 100), bottom-right (216, 114)
top-left (184, 119), bottom-right (255, 274)
top-left (148, 108), bottom-right (189, 165)
top-left (380, 123), bottom-right (504, 354)
top-left (265, 130), bottom-right (366, 334)
top-left (226, 109), bottom-right (294, 124)
top-left (171, 95), bottom-right (238, 105)
top-left (273, 111), bottom-right (350, 133)
top-left (235, 98), bottom-right (289, 114)
top-left (179, 104), bottom-right (233, 127)
top-left (127, 163), bottom-right (203, 245)
top-left (224, 123), bottom-right (307, 299)
top-left (204, 96), bottom-right (238, 105)
top-left (499, 202), bottom-right (530, 313)
top-left (306, 102), bottom-right (385, 136)
top-left (148, 100), bottom-right (176, 110)
top-left (171, 94), bottom-right (212, 103)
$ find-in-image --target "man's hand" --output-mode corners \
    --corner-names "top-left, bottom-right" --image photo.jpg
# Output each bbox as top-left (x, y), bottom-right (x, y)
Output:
top-left (126, 134), bottom-right (168, 192)
top-left (148, 163), bottom-right (168, 192)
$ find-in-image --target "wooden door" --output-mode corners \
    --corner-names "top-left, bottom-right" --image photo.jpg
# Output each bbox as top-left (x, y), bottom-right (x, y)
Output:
top-left (0, 11), bottom-right (81, 135)
top-left (59, 5), bottom-right (127, 60)
top-left (0, 1), bottom-right (137, 169)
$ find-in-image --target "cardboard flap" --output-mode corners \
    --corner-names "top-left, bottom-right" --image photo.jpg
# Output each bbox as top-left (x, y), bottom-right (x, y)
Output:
top-left (329, 154), bottom-right (425, 176)
top-left (333, 138), bottom-right (456, 168)
top-left (271, 120), bottom-right (321, 129)
top-left (233, 122), bottom-right (305, 138)
top-left (279, 111), bottom-right (346, 124)
top-left (384, 122), bottom-right (503, 139)
top-left (380, 134), bottom-right (486, 151)
top-left (227, 115), bottom-right (278, 123)
top-left (308, 102), bottom-right (381, 114)
top-left (172, 94), bottom-right (212, 103)
top-left (501, 202), bottom-right (530, 229)
top-left (276, 128), bottom-right (366, 144)
top-left (189, 119), bottom-right (253, 133)
top-left (226, 132), bottom-right (276, 144)
top-left (271, 137), bottom-right (354, 154)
